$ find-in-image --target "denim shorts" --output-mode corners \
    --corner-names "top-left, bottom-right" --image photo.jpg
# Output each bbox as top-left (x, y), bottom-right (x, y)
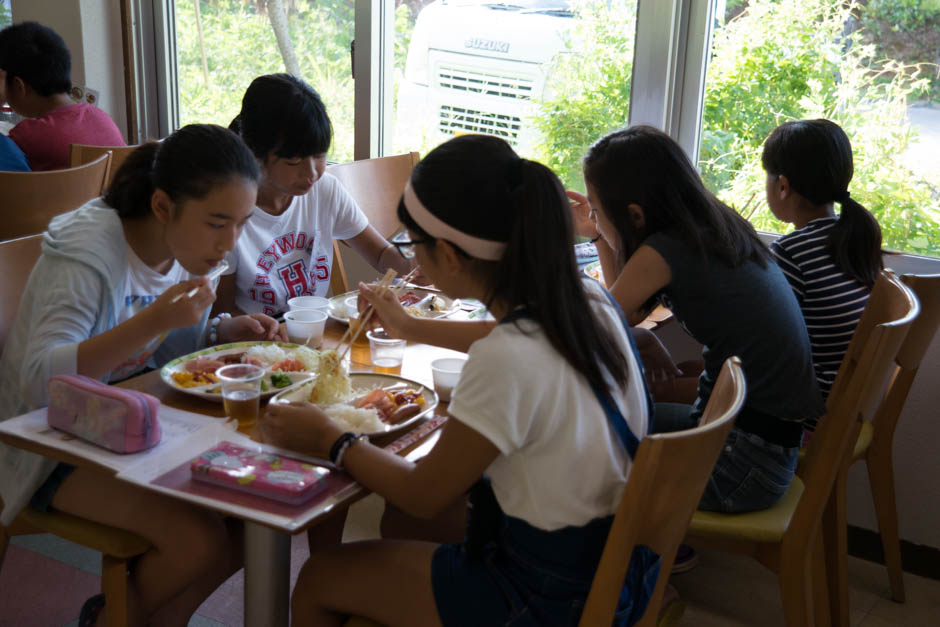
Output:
top-left (652, 403), bottom-right (798, 513)
top-left (431, 515), bottom-right (659, 627)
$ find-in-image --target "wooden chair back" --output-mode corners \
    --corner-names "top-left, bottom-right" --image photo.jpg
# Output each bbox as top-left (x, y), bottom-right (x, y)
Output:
top-left (69, 143), bottom-right (140, 190)
top-left (325, 152), bottom-right (420, 295)
top-left (579, 357), bottom-right (746, 627)
top-left (327, 152), bottom-right (420, 239)
top-left (0, 153), bottom-right (111, 241)
top-left (870, 274), bottom-right (940, 444)
top-left (0, 234), bottom-right (42, 353)
top-left (794, 271), bottom-right (918, 548)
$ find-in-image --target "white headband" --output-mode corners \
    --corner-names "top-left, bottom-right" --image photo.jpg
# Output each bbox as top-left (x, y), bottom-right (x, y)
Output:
top-left (402, 181), bottom-right (507, 261)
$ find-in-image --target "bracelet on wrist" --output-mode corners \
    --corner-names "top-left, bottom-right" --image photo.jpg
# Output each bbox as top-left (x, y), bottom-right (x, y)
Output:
top-left (207, 312), bottom-right (232, 345)
top-left (330, 432), bottom-right (369, 469)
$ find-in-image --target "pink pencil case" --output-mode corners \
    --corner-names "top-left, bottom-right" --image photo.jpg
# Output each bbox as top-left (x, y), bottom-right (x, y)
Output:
top-left (190, 442), bottom-right (330, 505)
top-left (47, 374), bottom-right (162, 453)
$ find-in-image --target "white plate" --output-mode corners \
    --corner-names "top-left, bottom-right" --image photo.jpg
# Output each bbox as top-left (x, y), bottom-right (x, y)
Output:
top-left (269, 372), bottom-right (438, 437)
top-left (327, 288), bottom-right (461, 325)
top-left (160, 341), bottom-right (319, 401)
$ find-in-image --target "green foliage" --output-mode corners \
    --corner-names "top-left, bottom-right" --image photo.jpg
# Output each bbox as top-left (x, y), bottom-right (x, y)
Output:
top-left (0, 3), bottom-right (10, 29)
top-left (703, 0), bottom-right (938, 256)
top-left (865, 0), bottom-right (940, 31)
top-left (536, 0), bottom-right (940, 257)
top-left (176, 0), bottom-right (355, 161)
top-left (532, 0), bottom-right (637, 190)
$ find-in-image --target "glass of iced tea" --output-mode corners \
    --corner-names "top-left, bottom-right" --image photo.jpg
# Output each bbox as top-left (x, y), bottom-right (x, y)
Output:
top-left (216, 364), bottom-right (265, 434)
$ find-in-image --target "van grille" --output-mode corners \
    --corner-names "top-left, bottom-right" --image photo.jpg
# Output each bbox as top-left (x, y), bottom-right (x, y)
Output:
top-left (439, 105), bottom-right (521, 145)
top-left (437, 66), bottom-right (534, 100)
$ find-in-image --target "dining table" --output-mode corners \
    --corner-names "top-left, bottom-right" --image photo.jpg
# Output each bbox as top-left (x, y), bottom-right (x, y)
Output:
top-left (0, 298), bottom-right (673, 627)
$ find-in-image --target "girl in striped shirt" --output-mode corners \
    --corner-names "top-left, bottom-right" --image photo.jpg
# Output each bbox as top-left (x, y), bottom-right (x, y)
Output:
top-left (763, 119), bottom-right (883, 427)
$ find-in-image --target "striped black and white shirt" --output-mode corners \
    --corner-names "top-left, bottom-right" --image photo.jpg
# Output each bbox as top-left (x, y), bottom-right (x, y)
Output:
top-left (771, 217), bottom-right (870, 422)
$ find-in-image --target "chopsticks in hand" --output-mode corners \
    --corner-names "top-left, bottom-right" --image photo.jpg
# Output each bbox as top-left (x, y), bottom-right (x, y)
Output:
top-left (170, 260), bottom-right (229, 303)
top-left (335, 267), bottom-right (419, 362)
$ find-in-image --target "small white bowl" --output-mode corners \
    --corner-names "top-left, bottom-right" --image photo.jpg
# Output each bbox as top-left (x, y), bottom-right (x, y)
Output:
top-left (287, 296), bottom-right (329, 312)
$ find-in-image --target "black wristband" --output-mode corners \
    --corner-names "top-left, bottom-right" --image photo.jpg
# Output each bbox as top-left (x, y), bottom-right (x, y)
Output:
top-left (329, 432), bottom-right (356, 464)
top-left (589, 235), bottom-right (602, 244)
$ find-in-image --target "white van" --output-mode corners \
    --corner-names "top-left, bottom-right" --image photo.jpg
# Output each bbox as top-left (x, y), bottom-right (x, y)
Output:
top-left (395, 1), bottom-right (576, 155)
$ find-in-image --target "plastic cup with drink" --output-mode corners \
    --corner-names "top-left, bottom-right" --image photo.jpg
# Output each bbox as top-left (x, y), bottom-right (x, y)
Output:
top-left (366, 328), bottom-right (406, 374)
top-left (217, 364), bottom-right (265, 434)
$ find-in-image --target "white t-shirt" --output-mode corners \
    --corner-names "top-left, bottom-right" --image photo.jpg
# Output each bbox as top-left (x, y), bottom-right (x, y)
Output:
top-left (109, 248), bottom-right (191, 382)
top-left (448, 280), bottom-right (649, 531)
top-left (226, 173), bottom-right (369, 315)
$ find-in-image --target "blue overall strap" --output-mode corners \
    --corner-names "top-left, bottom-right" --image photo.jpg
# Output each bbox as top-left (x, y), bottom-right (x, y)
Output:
top-left (499, 305), bottom-right (642, 460)
top-left (589, 278), bottom-right (657, 430)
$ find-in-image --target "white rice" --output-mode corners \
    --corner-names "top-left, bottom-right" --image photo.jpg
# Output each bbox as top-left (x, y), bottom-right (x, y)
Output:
top-left (322, 403), bottom-right (385, 434)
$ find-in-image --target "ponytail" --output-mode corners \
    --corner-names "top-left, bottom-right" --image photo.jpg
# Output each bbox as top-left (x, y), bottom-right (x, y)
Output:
top-left (398, 135), bottom-right (630, 392)
top-left (829, 194), bottom-right (883, 287)
top-left (104, 143), bottom-right (159, 219)
top-left (763, 119), bottom-right (882, 287)
top-left (105, 124), bottom-right (260, 220)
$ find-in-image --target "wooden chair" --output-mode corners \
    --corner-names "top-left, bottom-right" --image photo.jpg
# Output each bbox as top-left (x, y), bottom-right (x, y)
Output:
top-left (0, 153), bottom-right (111, 241)
top-left (686, 270), bottom-right (919, 627)
top-left (0, 235), bottom-right (151, 627)
top-left (822, 273), bottom-right (939, 625)
top-left (343, 359), bottom-right (746, 627)
top-left (578, 356), bottom-right (746, 627)
top-left (326, 152), bottom-right (420, 295)
top-left (69, 143), bottom-right (140, 190)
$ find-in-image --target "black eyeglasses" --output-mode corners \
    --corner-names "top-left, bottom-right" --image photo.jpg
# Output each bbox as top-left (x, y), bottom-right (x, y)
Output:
top-left (391, 235), bottom-right (431, 259)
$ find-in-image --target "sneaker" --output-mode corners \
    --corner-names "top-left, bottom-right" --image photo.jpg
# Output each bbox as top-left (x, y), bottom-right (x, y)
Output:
top-left (670, 544), bottom-right (699, 574)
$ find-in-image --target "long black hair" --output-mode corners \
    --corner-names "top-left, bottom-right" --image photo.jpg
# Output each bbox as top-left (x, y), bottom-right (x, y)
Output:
top-left (584, 125), bottom-right (770, 269)
top-left (229, 73), bottom-right (332, 160)
top-left (398, 134), bottom-right (630, 392)
top-left (762, 119), bottom-right (883, 287)
top-left (105, 124), bottom-right (260, 219)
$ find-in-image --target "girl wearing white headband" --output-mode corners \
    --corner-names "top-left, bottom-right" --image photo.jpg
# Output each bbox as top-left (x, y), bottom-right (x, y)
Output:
top-left (263, 135), bottom-right (657, 626)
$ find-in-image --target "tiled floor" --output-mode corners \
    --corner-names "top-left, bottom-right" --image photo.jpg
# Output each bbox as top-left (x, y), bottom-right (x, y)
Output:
top-left (2, 494), bottom-right (938, 626)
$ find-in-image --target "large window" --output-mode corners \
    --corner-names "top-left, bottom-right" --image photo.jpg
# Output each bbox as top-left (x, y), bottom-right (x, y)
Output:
top-left (391, 0), bottom-right (638, 189)
top-left (698, 0), bottom-right (940, 257)
top-left (174, 0), bottom-right (355, 161)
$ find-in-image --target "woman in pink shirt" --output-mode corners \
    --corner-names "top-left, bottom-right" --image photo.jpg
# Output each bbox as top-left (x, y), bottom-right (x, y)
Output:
top-left (0, 21), bottom-right (125, 171)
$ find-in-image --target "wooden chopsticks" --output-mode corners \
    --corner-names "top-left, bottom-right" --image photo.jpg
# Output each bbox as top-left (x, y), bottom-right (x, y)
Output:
top-left (335, 267), bottom-right (419, 362)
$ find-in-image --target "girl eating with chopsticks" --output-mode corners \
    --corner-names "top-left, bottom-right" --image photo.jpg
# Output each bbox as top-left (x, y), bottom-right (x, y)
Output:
top-left (262, 134), bottom-right (659, 627)
top-left (570, 125), bottom-right (824, 514)
top-left (218, 73), bottom-right (414, 318)
top-left (0, 124), bottom-right (278, 626)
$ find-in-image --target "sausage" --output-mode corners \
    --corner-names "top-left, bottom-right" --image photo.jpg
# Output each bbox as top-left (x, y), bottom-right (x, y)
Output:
top-left (185, 358), bottom-right (224, 373)
top-left (386, 403), bottom-right (421, 424)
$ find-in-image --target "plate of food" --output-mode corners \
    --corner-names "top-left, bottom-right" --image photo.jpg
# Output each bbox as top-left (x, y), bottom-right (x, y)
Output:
top-left (270, 364), bottom-right (438, 438)
top-left (160, 341), bottom-right (321, 401)
top-left (327, 288), bottom-right (460, 325)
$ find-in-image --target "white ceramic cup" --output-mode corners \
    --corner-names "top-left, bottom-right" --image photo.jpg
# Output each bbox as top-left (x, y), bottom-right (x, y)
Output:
top-left (284, 309), bottom-right (328, 346)
top-left (287, 295), bottom-right (329, 312)
top-left (430, 357), bottom-right (467, 402)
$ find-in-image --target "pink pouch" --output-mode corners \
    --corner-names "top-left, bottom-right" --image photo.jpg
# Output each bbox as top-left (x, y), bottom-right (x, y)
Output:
top-left (190, 442), bottom-right (330, 505)
top-left (47, 375), bottom-right (162, 453)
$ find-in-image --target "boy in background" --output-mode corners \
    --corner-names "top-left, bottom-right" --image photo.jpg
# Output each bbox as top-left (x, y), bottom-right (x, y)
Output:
top-left (0, 21), bottom-right (124, 170)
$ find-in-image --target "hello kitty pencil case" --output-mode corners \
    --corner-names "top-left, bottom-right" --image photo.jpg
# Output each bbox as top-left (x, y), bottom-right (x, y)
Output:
top-left (190, 442), bottom-right (330, 505)
top-left (47, 375), bottom-right (163, 453)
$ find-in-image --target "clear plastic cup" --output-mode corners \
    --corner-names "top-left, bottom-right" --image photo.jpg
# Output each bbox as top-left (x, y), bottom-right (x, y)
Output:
top-left (366, 328), bottom-right (406, 374)
top-left (430, 358), bottom-right (466, 402)
top-left (217, 364), bottom-right (265, 434)
top-left (284, 309), bottom-right (328, 346)
top-left (287, 295), bottom-right (329, 312)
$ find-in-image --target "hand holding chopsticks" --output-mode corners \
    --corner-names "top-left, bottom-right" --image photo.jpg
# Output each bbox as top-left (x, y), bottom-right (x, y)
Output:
top-left (171, 260), bottom-right (229, 303)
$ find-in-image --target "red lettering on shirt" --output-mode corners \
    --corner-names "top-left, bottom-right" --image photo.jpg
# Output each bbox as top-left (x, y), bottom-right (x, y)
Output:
top-left (278, 259), bottom-right (311, 297)
top-left (274, 232), bottom-right (296, 255)
top-left (253, 274), bottom-right (271, 286)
